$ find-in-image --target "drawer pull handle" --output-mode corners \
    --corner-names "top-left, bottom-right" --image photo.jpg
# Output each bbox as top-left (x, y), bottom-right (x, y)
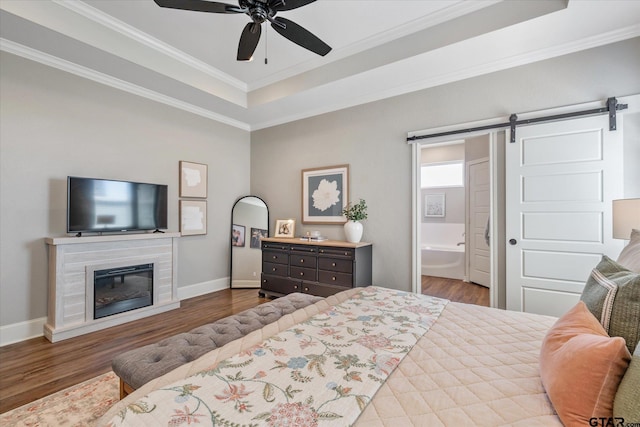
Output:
top-left (272, 267), bottom-right (277, 272)
top-left (263, 279), bottom-right (267, 283)
top-left (294, 285), bottom-right (298, 289)
top-left (332, 262), bottom-right (336, 267)
top-left (272, 255), bottom-right (277, 259)
top-left (304, 287), bottom-right (309, 292)
top-left (300, 272), bottom-right (304, 276)
top-left (300, 259), bottom-right (304, 263)
top-left (344, 252), bottom-right (349, 256)
top-left (332, 276), bottom-right (336, 281)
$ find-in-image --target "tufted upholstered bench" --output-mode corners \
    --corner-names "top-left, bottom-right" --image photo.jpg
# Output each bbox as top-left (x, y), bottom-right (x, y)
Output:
top-left (112, 292), bottom-right (323, 398)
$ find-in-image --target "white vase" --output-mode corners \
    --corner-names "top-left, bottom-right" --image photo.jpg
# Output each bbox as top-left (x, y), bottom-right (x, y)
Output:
top-left (344, 220), bottom-right (363, 243)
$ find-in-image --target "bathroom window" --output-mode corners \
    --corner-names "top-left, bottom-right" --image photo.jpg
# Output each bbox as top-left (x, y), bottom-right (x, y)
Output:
top-left (421, 161), bottom-right (464, 188)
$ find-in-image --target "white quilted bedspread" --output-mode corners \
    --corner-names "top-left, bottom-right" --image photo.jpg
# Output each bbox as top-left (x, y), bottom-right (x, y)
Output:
top-left (99, 289), bottom-right (561, 426)
top-left (356, 302), bottom-right (561, 426)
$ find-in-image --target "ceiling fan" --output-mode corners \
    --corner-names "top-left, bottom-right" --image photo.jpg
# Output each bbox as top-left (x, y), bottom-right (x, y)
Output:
top-left (153, 0), bottom-right (332, 61)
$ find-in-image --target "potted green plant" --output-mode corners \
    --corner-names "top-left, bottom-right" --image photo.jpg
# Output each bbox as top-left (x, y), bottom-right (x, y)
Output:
top-left (342, 199), bottom-right (367, 243)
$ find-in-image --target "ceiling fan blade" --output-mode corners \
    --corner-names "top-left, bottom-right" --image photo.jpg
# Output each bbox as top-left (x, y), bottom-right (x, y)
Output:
top-left (269, 0), bottom-right (316, 12)
top-left (270, 17), bottom-right (331, 56)
top-left (237, 22), bottom-right (262, 61)
top-left (153, 0), bottom-right (243, 14)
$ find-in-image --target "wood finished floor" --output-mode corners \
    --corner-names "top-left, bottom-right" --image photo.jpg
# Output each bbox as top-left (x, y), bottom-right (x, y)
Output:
top-left (0, 279), bottom-right (488, 413)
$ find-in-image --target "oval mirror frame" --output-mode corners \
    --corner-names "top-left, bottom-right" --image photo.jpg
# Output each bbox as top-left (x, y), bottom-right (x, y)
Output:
top-left (230, 196), bottom-right (269, 289)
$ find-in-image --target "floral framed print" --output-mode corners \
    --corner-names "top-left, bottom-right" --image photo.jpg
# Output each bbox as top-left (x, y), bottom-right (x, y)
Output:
top-left (179, 161), bottom-right (207, 198)
top-left (180, 200), bottom-right (207, 236)
top-left (425, 193), bottom-right (446, 218)
top-left (275, 219), bottom-right (295, 238)
top-left (231, 224), bottom-right (245, 247)
top-left (301, 164), bottom-right (349, 224)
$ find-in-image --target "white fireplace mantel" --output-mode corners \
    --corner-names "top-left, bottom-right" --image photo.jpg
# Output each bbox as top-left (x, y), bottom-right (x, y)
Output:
top-left (45, 232), bottom-right (180, 342)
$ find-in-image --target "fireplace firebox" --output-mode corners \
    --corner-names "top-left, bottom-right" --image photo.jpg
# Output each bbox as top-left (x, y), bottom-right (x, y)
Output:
top-left (94, 263), bottom-right (153, 319)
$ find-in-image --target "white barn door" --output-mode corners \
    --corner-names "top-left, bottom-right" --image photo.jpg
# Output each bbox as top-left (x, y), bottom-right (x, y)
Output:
top-left (505, 115), bottom-right (624, 317)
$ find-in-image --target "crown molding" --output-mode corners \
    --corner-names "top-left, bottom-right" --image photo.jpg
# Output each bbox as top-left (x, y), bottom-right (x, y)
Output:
top-left (0, 38), bottom-right (250, 131)
top-left (53, 0), bottom-right (247, 92)
top-left (246, 0), bottom-right (500, 91)
top-left (249, 25), bottom-right (640, 130)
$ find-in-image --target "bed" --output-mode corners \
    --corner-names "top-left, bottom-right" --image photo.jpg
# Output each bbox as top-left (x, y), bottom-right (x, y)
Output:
top-left (99, 229), bottom-right (640, 426)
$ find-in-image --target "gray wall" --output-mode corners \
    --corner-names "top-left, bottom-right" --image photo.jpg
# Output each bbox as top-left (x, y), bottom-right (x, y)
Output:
top-left (1, 37), bottom-right (639, 332)
top-left (0, 52), bottom-right (250, 327)
top-left (251, 37), bottom-right (640, 292)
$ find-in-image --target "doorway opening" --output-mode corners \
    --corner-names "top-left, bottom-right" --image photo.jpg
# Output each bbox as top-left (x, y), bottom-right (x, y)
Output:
top-left (414, 133), bottom-right (499, 308)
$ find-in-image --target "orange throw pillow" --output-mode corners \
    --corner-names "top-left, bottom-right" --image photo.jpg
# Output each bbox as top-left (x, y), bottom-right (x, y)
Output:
top-left (540, 301), bottom-right (631, 427)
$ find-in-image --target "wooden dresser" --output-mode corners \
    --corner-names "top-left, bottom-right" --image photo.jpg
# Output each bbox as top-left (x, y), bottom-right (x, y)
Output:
top-left (260, 237), bottom-right (372, 298)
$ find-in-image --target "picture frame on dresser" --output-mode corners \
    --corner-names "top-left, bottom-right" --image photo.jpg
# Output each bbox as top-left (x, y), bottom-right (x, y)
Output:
top-left (250, 228), bottom-right (268, 248)
top-left (302, 164), bottom-right (349, 224)
top-left (275, 219), bottom-right (295, 238)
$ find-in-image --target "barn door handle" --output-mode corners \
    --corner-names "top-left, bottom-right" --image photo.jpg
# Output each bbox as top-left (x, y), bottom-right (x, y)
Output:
top-left (509, 239), bottom-right (517, 245)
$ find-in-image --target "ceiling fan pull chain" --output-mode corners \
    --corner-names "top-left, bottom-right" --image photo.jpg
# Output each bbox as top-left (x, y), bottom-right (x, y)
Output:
top-left (265, 24), bottom-right (268, 64)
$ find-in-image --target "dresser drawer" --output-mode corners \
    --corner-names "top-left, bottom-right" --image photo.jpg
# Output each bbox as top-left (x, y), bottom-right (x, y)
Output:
top-left (301, 281), bottom-right (348, 297)
top-left (261, 274), bottom-right (301, 294)
top-left (290, 254), bottom-right (317, 268)
top-left (263, 250), bottom-right (288, 265)
top-left (318, 247), bottom-right (354, 258)
top-left (262, 242), bottom-right (289, 251)
top-left (318, 270), bottom-right (352, 287)
top-left (290, 244), bottom-right (318, 255)
top-left (263, 262), bottom-right (288, 277)
top-left (290, 266), bottom-right (317, 281)
top-left (318, 257), bottom-right (352, 273)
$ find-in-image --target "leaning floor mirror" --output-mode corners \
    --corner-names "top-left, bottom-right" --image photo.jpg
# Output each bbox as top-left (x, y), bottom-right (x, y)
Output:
top-left (230, 196), bottom-right (269, 289)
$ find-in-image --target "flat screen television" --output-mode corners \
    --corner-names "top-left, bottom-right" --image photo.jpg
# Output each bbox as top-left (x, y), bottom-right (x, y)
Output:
top-left (67, 176), bottom-right (168, 235)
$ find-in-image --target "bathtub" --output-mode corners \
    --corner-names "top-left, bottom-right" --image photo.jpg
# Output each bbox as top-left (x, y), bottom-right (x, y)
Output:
top-left (421, 244), bottom-right (465, 280)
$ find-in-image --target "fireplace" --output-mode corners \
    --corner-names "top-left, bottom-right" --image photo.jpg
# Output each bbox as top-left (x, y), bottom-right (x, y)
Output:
top-left (94, 263), bottom-right (154, 319)
top-left (45, 233), bottom-right (180, 342)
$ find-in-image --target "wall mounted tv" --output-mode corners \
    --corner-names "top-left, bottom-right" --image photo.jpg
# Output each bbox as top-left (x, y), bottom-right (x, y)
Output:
top-left (67, 176), bottom-right (168, 235)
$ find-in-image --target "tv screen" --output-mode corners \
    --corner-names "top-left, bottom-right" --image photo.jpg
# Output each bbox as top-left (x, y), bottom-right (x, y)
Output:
top-left (67, 176), bottom-right (168, 234)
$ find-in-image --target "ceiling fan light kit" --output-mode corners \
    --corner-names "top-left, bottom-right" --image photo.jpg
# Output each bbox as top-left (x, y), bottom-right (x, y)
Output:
top-left (153, 0), bottom-right (332, 61)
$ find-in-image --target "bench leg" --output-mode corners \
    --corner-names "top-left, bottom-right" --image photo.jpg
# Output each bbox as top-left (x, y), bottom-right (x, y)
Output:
top-left (119, 379), bottom-right (135, 399)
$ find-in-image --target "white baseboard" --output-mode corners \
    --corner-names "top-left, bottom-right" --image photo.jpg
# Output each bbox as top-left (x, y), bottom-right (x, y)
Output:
top-left (177, 277), bottom-right (229, 300)
top-left (0, 317), bottom-right (47, 347)
top-left (0, 277), bottom-right (231, 347)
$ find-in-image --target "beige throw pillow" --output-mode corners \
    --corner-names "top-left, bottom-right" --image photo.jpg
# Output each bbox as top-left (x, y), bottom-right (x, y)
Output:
top-left (617, 229), bottom-right (640, 273)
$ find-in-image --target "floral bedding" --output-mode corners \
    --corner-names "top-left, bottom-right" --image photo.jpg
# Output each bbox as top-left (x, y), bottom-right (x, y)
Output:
top-left (104, 287), bottom-right (448, 426)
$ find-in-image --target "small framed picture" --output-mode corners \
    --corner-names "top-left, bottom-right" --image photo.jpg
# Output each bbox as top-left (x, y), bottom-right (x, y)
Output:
top-left (302, 164), bottom-right (349, 224)
top-left (180, 200), bottom-right (207, 235)
top-left (179, 161), bottom-right (208, 198)
top-left (275, 219), bottom-right (295, 238)
top-left (232, 224), bottom-right (245, 247)
top-left (425, 193), bottom-right (446, 217)
top-left (250, 228), bottom-right (268, 248)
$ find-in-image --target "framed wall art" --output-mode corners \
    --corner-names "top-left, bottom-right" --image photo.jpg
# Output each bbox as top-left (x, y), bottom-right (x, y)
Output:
top-left (179, 161), bottom-right (208, 198)
top-left (425, 193), bottom-right (446, 218)
top-left (231, 224), bottom-right (245, 247)
top-left (180, 200), bottom-right (207, 235)
top-left (301, 164), bottom-right (349, 224)
top-left (275, 219), bottom-right (295, 238)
